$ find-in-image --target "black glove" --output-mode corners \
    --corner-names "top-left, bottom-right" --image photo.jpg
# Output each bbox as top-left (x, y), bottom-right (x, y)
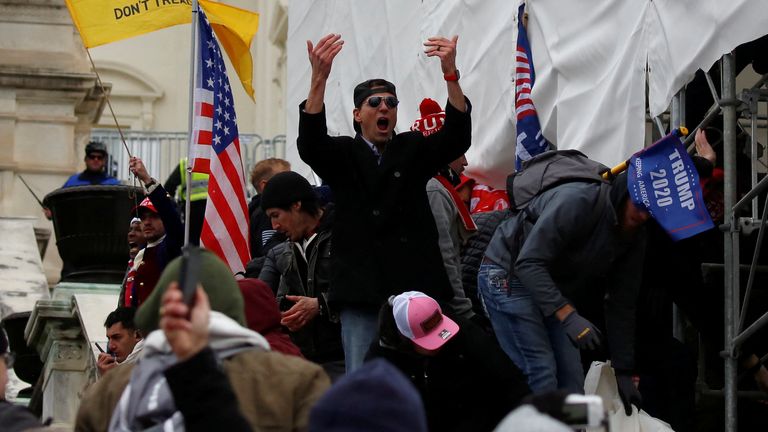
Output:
top-left (616, 372), bottom-right (642, 415)
top-left (561, 311), bottom-right (603, 350)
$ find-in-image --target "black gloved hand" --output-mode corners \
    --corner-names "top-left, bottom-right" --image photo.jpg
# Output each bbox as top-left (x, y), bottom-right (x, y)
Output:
top-left (561, 311), bottom-right (603, 350)
top-left (616, 372), bottom-right (642, 415)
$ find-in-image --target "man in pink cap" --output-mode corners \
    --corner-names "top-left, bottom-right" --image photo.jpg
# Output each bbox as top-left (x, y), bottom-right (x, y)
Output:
top-left (368, 291), bottom-right (530, 432)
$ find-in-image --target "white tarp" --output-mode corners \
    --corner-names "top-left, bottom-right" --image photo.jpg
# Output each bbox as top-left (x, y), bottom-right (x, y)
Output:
top-left (286, 0), bottom-right (768, 188)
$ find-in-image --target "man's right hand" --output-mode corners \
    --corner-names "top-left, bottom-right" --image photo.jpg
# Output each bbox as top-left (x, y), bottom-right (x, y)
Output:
top-left (96, 352), bottom-right (117, 376)
top-left (129, 156), bottom-right (152, 184)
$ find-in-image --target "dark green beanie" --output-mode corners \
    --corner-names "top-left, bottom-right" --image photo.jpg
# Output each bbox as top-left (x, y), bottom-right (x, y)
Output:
top-left (135, 249), bottom-right (246, 334)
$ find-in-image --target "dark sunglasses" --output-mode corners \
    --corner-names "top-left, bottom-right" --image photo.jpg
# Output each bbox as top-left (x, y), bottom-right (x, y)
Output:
top-left (366, 96), bottom-right (399, 109)
top-left (87, 153), bottom-right (105, 160)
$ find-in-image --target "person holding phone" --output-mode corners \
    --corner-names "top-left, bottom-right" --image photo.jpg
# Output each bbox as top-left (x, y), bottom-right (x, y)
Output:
top-left (96, 307), bottom-right (142, 376)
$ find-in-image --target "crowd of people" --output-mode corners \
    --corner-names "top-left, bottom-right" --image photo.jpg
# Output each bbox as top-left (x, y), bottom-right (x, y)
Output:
top-left (2, 31), bottom-right (767, 432)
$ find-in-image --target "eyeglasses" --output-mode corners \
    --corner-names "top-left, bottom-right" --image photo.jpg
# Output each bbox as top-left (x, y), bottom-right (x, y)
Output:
top-left (366, 96), bottom-right (399, 109)
top-left (87, 154), bottom-right (105, 161)
top-left (2, 352), bottom-right (15, 369)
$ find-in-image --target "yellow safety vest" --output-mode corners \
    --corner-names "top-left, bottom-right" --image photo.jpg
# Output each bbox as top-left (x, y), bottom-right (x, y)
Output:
top-left (178, 158), bottom-right (210, 202)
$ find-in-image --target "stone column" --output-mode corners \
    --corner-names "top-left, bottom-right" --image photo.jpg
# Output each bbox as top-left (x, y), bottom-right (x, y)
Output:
top-left (0, 0), bottom-right (108, 284)
top-left (25, 283), bottom-right (119, 427)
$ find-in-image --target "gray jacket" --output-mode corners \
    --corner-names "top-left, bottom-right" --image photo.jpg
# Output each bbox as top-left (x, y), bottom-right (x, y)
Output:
top-left (484, 182), bottom-right (646, 370)
top-left (426, 177), bottom-right (475, 318)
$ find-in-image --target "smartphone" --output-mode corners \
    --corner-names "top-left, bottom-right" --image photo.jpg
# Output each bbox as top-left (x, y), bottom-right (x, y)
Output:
top-left (561, 394), bottom-right (605, 429)
top-left (178, 245), bottom-right (200, 307)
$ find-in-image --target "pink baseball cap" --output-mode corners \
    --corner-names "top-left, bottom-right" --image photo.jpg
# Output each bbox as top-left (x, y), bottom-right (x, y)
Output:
top-left (391, 291), bottom-right (460, 351)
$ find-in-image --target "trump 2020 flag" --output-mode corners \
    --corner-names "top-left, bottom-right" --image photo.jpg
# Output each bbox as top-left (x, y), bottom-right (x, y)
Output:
top-left (190, 11), bottom-right (250, 274)
top-left (628, 130), bottom-right (715, 241)
top-left (515, 3), bottom-right (550, 171)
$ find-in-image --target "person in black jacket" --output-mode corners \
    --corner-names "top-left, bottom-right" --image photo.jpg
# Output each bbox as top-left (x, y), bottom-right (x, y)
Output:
top-left (299, 33), bottom-right (472, 372)
top-left (367, 291), bottom-right (530, 432)
top-left (258, 171), bottom-right (344, 380)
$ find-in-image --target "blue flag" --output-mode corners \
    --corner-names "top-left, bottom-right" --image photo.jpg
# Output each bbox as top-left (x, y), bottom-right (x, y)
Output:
top-left (628, 130), bottom-right (715, 241)
top-left (515, 3), bottom-right (549, 171)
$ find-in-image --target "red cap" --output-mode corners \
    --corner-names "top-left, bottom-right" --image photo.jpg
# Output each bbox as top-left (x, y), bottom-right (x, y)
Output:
top-left (131, 197), bottom-right (157, 216)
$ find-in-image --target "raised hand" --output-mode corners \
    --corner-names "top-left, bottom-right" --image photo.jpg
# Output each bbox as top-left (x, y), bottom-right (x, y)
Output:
top-left (424, 35), bottom-right (459, 74)
top-left (305, 33), bottom-right (344, 114)
top-left (307, 33), bottom-right (344, 82)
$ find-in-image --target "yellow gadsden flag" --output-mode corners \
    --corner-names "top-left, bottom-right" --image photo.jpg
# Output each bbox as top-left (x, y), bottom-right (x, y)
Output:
top-left (64, 0), bottom-right (192, 48)
top-left (202, 1), bottom-right (259, 100)
top-left (64, 0), bottom-right (258, 98)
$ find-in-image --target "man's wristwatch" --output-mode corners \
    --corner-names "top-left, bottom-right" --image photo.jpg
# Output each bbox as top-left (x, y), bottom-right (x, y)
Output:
top-left (444, 69), bottom-right (460, 82)
top-left (144, 178), bottom-right (159, 194)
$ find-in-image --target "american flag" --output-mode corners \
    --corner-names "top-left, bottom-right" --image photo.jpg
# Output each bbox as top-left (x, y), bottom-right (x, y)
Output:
top-left (189, 11), bottom-right (250, 274)
top-left (514, 3), bottom-right (550, 170)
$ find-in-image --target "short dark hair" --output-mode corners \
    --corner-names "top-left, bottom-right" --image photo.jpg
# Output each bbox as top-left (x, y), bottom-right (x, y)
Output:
top-left (104, 307), bottom-right (137, 331)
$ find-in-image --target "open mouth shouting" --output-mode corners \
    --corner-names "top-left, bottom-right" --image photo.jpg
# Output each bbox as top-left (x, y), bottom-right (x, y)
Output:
top-left (377, 117), bottom-right (390, 132)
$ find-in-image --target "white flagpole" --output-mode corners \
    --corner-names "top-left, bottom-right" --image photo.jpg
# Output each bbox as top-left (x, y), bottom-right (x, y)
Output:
top-left (183, 0), bottom-right (200, 246)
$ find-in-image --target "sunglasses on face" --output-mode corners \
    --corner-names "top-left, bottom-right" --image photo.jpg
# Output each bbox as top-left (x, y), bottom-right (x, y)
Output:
top-left (87, 154), bottom-right (105, 160)
top-left (366, 96), bottom-right (399, 109)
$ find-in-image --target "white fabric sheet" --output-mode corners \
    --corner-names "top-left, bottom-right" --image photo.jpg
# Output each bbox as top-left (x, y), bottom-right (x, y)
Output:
top-left (286, 0), bottom-right (768, 187)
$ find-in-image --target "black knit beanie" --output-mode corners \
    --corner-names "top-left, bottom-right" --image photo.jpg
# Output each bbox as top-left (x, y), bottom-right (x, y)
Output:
top-left (260, 171), bottom-right (317, 211)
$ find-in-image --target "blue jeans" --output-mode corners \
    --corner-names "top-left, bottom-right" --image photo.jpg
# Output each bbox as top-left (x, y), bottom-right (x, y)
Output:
top-left (339, 307), bottom-right (379, 373)
top-left (478, 262), bottom-right (584, 393)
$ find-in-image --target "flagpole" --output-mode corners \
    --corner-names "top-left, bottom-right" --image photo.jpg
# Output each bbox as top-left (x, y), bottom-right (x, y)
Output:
top-left (184, 0), bottom-right (200, 246)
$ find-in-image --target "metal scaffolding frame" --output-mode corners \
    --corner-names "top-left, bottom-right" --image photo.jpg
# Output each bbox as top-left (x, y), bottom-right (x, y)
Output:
top-left (663, 52), bottom-right (768, 431)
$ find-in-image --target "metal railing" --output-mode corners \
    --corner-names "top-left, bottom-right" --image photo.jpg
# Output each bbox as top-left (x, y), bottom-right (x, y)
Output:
top-left (90, 129), bottom-right (283, 185)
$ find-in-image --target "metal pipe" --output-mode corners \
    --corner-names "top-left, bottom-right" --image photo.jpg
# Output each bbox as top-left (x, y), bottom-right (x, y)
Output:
top-left (671, 90), bottom-right (687, 342)
top-left (732, 174), bottom-right (768, 214)
top-left (732, 310), bottom-right (768, 351)
top-left (706, 71), bottom-right (721, 105)
top-left (684, 102), bottom-right (721, 149)
top-left (750, 97), bottom-right (759, 220)
top-left (721, 52), bottom-right (739, 432)
top-left (739, 200), bottom-right (768, 333)
top-left (183, 0), bottom-right (200, 247)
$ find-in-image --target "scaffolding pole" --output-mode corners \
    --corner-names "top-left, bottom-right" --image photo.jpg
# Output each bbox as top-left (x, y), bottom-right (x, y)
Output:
top-left (670, 89), bottom-right (688, 343)
top-left (721, 52), bottom-right (739, 432)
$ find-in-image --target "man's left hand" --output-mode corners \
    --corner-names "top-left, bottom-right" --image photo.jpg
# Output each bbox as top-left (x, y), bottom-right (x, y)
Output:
top-left (280, 295), bottom-right (319, 332)
top-left (424, 35), bottom-right (459, 74)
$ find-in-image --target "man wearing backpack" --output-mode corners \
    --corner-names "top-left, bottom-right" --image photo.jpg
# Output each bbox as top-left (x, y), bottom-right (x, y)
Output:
top-left (479, 170), bottom-right (648, 416)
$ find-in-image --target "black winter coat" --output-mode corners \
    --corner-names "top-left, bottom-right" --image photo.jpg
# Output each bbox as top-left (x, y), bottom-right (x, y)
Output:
top-left (259, 205), bottom-right (343, 363)
top-left (368, 316), bottom-right (530, 432)
top-left (297, 98), bottom-right (473, 309)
